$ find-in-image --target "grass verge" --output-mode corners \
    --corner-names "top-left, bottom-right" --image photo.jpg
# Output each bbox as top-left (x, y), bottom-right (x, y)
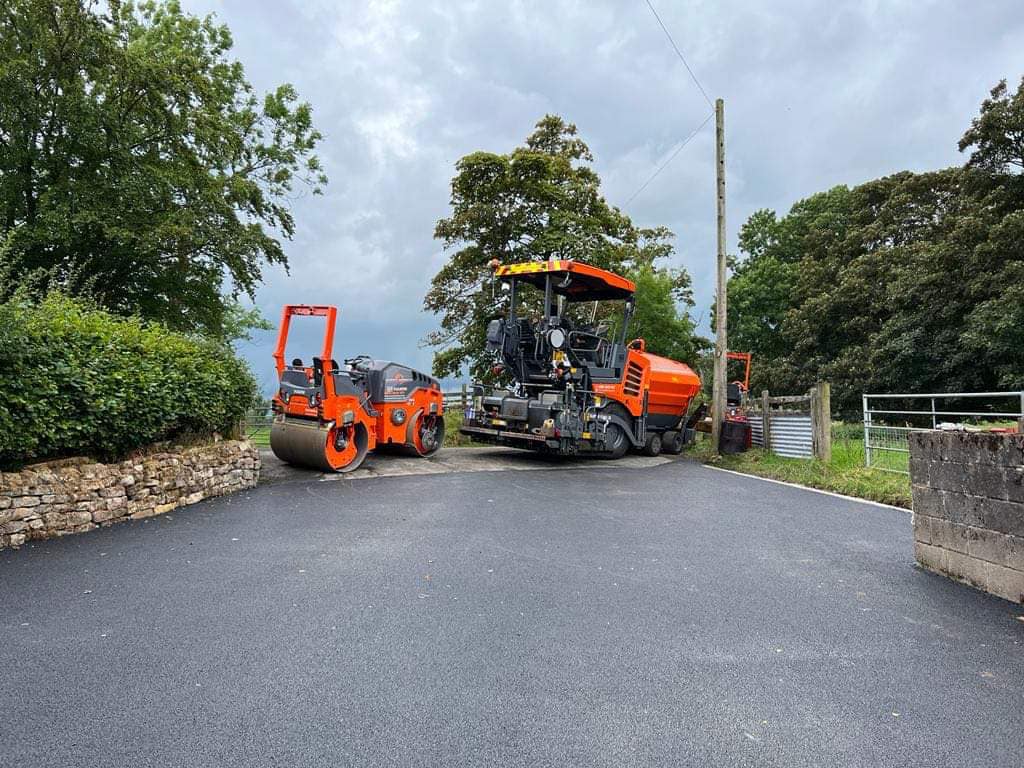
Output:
top-left (686, 427), bottom-right (912, 509)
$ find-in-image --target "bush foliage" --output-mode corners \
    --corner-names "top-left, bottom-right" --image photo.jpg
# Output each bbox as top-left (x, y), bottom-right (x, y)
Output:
top-left (724, 78), bottom-right (1024, 415)
top-left (0, 294), bottom-right (258, 468)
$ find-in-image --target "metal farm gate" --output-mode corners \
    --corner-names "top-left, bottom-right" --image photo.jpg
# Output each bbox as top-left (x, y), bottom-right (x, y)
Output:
top-left (862, 391), bottom-right (1024, 474)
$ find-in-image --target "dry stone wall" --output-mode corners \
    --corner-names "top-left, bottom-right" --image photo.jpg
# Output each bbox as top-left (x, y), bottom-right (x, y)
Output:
top-left (0, 440), bottom-right (259, 550)
top-left (909, 431), bottom-right (1024, 604)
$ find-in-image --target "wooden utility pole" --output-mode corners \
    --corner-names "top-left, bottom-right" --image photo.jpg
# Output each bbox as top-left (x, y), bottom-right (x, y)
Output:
top-left (811, 382), bottom-right (832, 462)
top-left (711, 98), bottom-right (727, 453)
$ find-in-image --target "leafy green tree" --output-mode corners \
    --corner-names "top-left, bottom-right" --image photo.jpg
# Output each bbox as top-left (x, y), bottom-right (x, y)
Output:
top-left (721, 187), bottom-right (854, 393)
top-left (959, 77), bottom-right (1024, 174)
top-left (627, 264), bottom-right (708, 363)
top-left (725, 76), bottom-right (1024, 416)
top-left (0, 0), bottom-right (326, 337)
top-left (425, 115), bottom-right (703, 379)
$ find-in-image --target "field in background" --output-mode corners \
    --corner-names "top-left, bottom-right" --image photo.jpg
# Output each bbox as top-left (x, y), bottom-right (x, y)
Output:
top-left (687, 423), bottom-right (913, 508)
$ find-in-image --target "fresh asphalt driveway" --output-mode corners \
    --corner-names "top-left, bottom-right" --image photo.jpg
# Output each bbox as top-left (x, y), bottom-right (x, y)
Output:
top-left (2, 457), bottom-right (1022, 767)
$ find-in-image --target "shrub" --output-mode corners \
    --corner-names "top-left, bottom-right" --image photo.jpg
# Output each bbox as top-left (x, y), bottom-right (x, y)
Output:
top-left (0, 294), bottom-right (258, 469)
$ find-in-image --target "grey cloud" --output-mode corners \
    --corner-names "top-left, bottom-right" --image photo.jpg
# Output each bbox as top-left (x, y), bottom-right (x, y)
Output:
top-left (184, 0), bottom-right (1024, 390)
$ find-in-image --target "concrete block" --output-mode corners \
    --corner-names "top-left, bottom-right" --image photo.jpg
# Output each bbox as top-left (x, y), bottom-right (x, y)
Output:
top-left (942, 547), bottom-right (990, 591)
top-left (942, 432), bottom-right (978, 464)
top-left (964, 526), bottom-right (1021, 569)
top-left (913, 514), bottom-right (931, 545)
top-left (929, 518), bottom-right (972, 554)
top-left (977, 433), bottom-right (1024, 467)
top-left (978, 498), bottom-right (1024, 539)
top-left (962, 463), bottom-right (1008, 500)
top-left (938, 491), bottom-right (977, 526)
top-left (985, 562), bottom-right (1024, 604)
top-left (928, 462), bottom-right (968, 494)
top-left (921, 543), bottom-right (1024, 605)
top-left (911, 484), bottom-right (945, 519)
top-left (908, 431), bottom-right (939, 462)
top-left (915, 540), bottom-right (947, 573)
top-left (908, 452), bottom-right (929, 484)
top-left (1006, 466), bottom-right (1024, 503)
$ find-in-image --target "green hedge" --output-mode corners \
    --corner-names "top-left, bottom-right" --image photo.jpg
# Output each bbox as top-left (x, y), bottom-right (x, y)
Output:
top-left (0, 294), bottom-right (258, 469)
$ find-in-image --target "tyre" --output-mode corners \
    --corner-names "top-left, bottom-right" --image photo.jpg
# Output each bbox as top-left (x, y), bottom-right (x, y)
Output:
top-left (412, 412), bottom-right (444, 457)
top-left (641, 432), bottom-right (662, 457)
top-left (662, 430), bottom-right (685, 455)
top-left (604, 422), bottom-right (630, 460)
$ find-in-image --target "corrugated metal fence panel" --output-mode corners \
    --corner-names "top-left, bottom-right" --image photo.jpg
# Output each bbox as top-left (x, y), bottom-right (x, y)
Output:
top-left (748, 414), bottom-right (765, 447)
top-left (769, 413), bottom-right (813, 458)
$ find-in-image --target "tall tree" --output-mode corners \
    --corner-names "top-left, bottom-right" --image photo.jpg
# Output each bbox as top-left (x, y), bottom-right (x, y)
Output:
top-left (627, 264), bottom-right (706, 365)
top-left (959, 77), bottom-right (1024, 174)
top-left (0, 0), bottom-right (326, 336)
top-left (425, 114), bottom-right (704, 379)
top-left (725, 77), bottom-right (1024, 414)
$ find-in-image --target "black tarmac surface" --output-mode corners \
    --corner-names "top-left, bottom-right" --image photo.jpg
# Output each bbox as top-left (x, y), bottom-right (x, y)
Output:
top-left (2, 459), bottom-right (1022, 767)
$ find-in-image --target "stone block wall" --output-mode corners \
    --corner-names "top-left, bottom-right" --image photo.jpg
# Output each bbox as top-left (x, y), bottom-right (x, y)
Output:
top-left (909, 431), bottom-right (1024, 604)
top-left (0, 440), bottom-right (260, 550)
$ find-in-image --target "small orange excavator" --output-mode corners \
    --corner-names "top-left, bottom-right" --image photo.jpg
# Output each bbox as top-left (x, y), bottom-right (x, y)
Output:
top-left (269, 305), bottom-right (444, 473)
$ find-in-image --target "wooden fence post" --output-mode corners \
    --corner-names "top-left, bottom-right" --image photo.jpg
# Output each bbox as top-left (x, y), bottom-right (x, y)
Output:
top-left (761, 389), bottom-right (771, 452)
top-left (811, 382), bottom-right (832, 462)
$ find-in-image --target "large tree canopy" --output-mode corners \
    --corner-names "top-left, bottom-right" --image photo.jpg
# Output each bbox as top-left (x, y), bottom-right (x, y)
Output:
top-left (0, 0), bottom-right (326, 336)
top-left (726, 77), bottom-right (1024, 414)
top-left (424, 114), bottom-right (706, 380)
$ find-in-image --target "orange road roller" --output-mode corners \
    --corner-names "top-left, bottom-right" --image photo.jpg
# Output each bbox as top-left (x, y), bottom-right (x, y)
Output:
top-left (269, 305), bottom-right (444, 473)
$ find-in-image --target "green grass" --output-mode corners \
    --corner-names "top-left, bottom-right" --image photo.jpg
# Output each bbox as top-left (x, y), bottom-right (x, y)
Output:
top-left (686, 424), bottom-right (912, 508)
top-left (245, 426), bottom-right (271, 447)
top-left (444, 411), bottom-right (490, 447)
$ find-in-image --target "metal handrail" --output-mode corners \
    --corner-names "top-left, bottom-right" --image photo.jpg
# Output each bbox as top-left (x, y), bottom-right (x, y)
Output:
top-left (862, 390), bottom-right (1023, 475)
top-left (866, 409), bottom-right (1022, 418)
top-left (864, 391), bottom-right (1023, 399)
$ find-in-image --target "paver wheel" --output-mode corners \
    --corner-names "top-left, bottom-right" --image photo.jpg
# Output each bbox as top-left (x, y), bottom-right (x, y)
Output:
top-left (604, 421), bottom-right (630, 460)
top-left (662, 430), bottom-right (685, 455)
top-left (642, 432), bottom-right (662, 457)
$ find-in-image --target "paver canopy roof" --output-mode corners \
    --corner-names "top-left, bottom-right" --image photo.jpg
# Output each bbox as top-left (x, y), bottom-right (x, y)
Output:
top-left (494, 260), bottom-right (635, 301)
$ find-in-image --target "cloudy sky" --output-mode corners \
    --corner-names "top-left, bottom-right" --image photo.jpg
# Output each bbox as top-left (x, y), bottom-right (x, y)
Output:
top-left (180, 0), bottom-right (1024, 391)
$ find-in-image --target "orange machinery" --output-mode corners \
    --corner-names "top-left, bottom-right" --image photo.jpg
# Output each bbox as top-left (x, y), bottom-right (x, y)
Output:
top-left (270, 305), bottom-right (444, 472)
top-left (460, 260), bottom-right (701, 457)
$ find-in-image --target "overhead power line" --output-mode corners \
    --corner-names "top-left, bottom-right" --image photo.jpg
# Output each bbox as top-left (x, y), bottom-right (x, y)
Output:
top-left (642, 0), bottom-right (713, 109)
top-left (624, 0), bottom-right (715, 205)
top-left (625, 110), bottom-right (713, 205)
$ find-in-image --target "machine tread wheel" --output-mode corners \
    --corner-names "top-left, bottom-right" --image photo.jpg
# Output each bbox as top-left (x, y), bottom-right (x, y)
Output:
top-left (413, 412), bottom-right (444, 457)
top-left (662, 430), bottom-right (685, 455)
top-left (603, 422), bottom-right (630, 460)
top-left (641, 432), bottom-right (662, 457)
